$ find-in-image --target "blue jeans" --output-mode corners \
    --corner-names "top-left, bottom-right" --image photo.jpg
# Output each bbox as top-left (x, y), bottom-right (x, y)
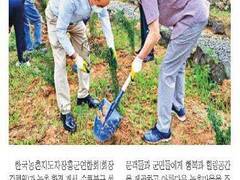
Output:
top-left (24, 1), bottom-right (42, 51)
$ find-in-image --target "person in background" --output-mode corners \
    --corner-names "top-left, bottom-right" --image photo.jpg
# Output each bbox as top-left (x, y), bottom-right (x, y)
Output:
top-left (45, 0), bottom-right (114, 133)
top-left (131, 0), bottom-right (210, 143)
top-left (137, 1), bottom-right (154, 63)
top-left (9, 0), bottom-right (31, 66)
top-left (24, 0), bottom-right (46, 52)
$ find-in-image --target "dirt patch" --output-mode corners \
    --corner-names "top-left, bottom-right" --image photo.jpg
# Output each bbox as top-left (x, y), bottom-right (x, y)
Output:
top-left (210, 79), bottom-right (231, 130)
top-left (41, 85), bottom-right (55, 97)
top-left (116, 50), bottom-right (133, 83)
top-left (9, 77), bottom-right (67, 144)
top-left (39, 126), bottom-right (68, 145)
top-left (98, 117), bottom-right (135, 145)
top-left (219, 80), bottom-right (231, 107)
top-left (103, 97), bottom-right (215, 145)
top-left (94, 96), bottom-right (215, 145)
top-left (171, 97), bottom-right (215, 145)
top-left (91, 62), bottom-right (108, 79)
top-left (211, 79), bottom-right (231, 112)
top-left (42, 23), bottom-right (49, 44)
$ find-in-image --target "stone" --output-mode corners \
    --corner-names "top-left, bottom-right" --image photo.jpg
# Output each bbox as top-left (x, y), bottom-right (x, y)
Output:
top-left (191, 45), bottom-right (230, 84)
top-left (209, 0), bottom-right (231, 11)
top-left (210, 62), bottom-right (227, 84)
top-left (159, 27), bottom-right (171, 48)
top-left (212, 20), bottom-right (225, 34)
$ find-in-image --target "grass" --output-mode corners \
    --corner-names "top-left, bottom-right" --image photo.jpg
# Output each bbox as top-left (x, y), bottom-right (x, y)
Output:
top-left (9, 9), bottom-right (231, 145)
top-left (186, 64), bottom-right (231, 145)
top-left (210, 6), bottom-right (231, 36)
top-left (186, 64), bottom-right (218, 103)
top-left (210, 7), bottom-right (231, 22)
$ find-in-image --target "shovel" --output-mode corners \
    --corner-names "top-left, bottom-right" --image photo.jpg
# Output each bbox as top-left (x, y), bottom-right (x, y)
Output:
top-left (93, 74), bottom-right (132, 142)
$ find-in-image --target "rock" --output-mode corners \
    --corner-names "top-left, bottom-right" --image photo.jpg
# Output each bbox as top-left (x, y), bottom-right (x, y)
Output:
top-left (210, 62), bottom-right (227, 84)
top-left (159, 27), bottom-right (171, 48)
top-left (156, 24), bottom-right (231, 83)
top-left (197, 34), bottom-right (231, 79)
top-left (209, 0), bottom-right (231, 11)
top-left (212, 20), bottom-right (225, 34)
top-left (108, 1), bottom-right (139, 20)
top-left (191, 45), bottom-right (228, 84)
top-left (208, 16), bottom-right (225, 35)
top-left (191, 35), bottom-right (231, 84)
top-left (192, 46), bottom-right (217, 65)
top-left (207, 16), bottom-right (214, 27)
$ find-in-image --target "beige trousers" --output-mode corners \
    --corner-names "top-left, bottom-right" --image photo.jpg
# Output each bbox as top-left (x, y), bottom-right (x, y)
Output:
top-left (45, 7), bottom-right (90, 114)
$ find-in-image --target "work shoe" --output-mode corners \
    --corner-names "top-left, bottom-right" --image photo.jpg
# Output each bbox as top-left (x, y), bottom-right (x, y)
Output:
top-left (34, 43), bottom-right (48, 53)
top-left (61, 113), bottom-right (77, 133)
top-left (16, 61), bottom-right (31, 67)
top-left (172, 105), bottom-right (186, 122)
top-left (77, 95), bottom-right (100, 108)
top-left (143, 126), bottom-right (171, 144)
top-left (16, 56), bottom-right (31, 67)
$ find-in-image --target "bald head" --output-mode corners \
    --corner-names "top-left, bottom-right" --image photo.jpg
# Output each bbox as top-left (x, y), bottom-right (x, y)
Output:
top-left (91, 0), bottom-right (110, 7)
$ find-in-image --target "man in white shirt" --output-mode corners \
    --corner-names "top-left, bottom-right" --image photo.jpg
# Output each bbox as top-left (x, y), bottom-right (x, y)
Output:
top-left (45, 0), bottom-right (114, 133)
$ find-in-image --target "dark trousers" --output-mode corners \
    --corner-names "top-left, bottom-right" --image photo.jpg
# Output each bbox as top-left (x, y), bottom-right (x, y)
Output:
top-left (9, 0), bottom-right (26, 63)
top-left (139, 3), bottom-right (154, 55)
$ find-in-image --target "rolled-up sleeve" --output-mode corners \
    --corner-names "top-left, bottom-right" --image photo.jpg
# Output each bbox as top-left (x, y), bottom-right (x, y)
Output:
top-left (141, 0), bottom-right (159, 25)
top-left (98, 8), bottom-right (115, 49)
top-left (56, 0), bottom-right (75, 56)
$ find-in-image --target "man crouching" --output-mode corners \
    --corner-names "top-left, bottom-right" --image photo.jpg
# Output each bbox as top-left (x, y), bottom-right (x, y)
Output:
top-left (45, 0), bottom-right (111, 133)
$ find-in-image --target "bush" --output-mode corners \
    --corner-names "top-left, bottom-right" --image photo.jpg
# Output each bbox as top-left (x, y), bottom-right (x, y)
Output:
top-left (112, 10), bottom-right (136, 54)
top-left (207, 106), bottom-right (231, 145)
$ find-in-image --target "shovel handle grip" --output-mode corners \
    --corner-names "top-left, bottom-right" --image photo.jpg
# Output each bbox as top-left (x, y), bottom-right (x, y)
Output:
top-left (122, 75), bottom-right (131, 92)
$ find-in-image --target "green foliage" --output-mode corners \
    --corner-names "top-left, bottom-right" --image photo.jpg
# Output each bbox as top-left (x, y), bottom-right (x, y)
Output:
top-left (210, 7), bottom-right (231, 20)
top-left (186, 64), bottom-right (217, 103)
top-left (32, 50), bottom-right (55, 86)
top-left (203, 47), bottom-right (219, 64)
top-left (90, 45), bottom-right (120, 98)
top-left (9, 32), bottom-right (16, 52)
top-left (207, 106), bottom-right (231, 145)
top-left (105, 48), bottom-right (120, 98)
top-left (113, 10), bottom-right (136, 54)
top-left (89, 13), bottom-right (99, 38)
top-left (186, 64), bottom-right (231, 144)
top-left (39, 0), bottom-right (48, 14)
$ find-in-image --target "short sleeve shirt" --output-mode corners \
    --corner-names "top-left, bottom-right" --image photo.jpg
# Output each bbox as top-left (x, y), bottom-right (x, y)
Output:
top-left (141, 0), bottom-right (210, 39)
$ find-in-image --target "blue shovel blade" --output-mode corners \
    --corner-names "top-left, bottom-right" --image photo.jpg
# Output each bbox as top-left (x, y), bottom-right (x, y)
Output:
top-left (93, 98), bottom-right (122, 142)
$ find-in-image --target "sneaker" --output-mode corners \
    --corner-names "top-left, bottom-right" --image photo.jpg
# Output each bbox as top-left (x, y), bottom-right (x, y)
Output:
top-left (34, 43), bottom-right (48, 53)
top-left (77, 95), bottom-right (100, 108)
top-left (143, 126), bottom-right (172, 144)
top-left (60, 112), bottom-right (77, 133)
top-left (172, 105), bottom-right (186, 122)
top-left (15, 57), bottom-right (31, 67)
